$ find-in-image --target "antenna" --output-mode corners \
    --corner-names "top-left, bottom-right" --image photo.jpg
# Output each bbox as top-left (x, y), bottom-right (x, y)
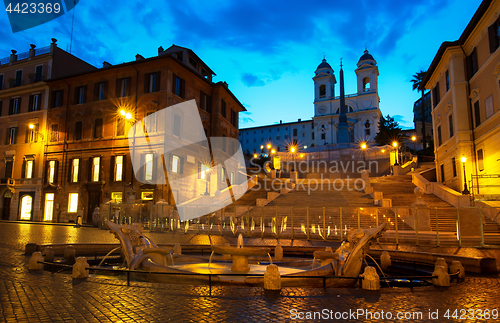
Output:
top-left (340, 58), bottom-right (343, 68)
top-left (69, 0), bottom-right (76, 53)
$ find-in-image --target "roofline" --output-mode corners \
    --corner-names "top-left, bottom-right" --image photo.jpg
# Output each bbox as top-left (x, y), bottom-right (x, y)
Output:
top-left (215, 82), bottom-right (247, 112)
top-left (422, 0), bottom-right (493, 89)
top-left (239, 119), bottom-right (312, 131)
top-left (169, 44), bottom-right (216, 75)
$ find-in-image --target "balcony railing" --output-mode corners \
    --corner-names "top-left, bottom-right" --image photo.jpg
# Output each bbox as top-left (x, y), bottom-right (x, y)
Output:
top-left (0, 45), bottom-right (51, 66)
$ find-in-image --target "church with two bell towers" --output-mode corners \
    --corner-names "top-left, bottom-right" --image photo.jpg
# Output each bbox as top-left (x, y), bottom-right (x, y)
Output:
top-left (238, 50), bottom-right (383, 154)
top-left (312, 50), bottom-right (382, 147)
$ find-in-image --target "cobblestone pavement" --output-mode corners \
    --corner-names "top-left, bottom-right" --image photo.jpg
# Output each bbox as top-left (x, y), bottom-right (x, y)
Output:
top-left (1, 222), bottom-right (500, 322)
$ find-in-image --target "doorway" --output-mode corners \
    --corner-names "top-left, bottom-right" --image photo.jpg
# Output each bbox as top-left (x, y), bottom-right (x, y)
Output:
top-left (87, 189), bottom-right (101, 223)
top-left (2, 190), bottom-right (12, 220)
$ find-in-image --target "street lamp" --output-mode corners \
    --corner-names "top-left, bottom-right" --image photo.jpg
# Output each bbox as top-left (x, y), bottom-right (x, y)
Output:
top-left (411, 135), bottom-right (416, 154)
top-left (392, 141), bottom-right (399, 166)
top-left (461, 157), bottom-right (470, 195)
top-left (289, 145), bottom-right (297, 171)
top-left (360, 142), bottom-right (367, 169)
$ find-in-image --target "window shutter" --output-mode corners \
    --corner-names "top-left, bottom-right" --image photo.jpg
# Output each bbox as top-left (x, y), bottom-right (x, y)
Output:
top-left (126, 77), bottom-right (131, 96)
top-left (490, 24), bottom-right (497, 53)
top-left (44, 161), bottom-right (49, 184)
top-left (13, 127), bottom-right (17, 144)
top-left (103, 81), bottom-right (108, 99)
top-left (32, 159), bottom-right (35, 178)
top-left (172, 74), bottom-right (176, 94)
top-left (0, 101), bottom-right (3, 116)
top-left (83, 86), bottom-right (88, 103)
top-left (122, 156), bottom-right (127, 182)
top-left (25, 127), bottom-right (30, 143)
top-left (115, 79), bottom-right (121, 97)
top-left (37, 93), bottom-right (42, 111)
top-left (87, 157), bottom-right (93, 182)
top-left (169, 153), bottom-right (173, 172)
top-left (54, 160), bottom-right (59, 184)
top-left (110, 155), bottom-right (115, 182)
top-left (21, 160), bottom-right (26, 179)
top-left (144, 74), bottom-right (149, 93)
top-left (8, 99), bottom-right (13, 115)
top-left (74, 87), bottom-right (79, 104)
top-left (28, 95), bottom-right (33, 112)
top-left (180, 78), bottom-right (185, 98)
top-left (155, 73), bottom-right (161, 92)
top-left (139, 154), bottom-right (145, 182)
top-left (152, 154), bottom-right (157, 181)
top-left (68, 158), bottom-right (73, 182)
top-left (93, 83), bottom-right (99, 101)
top-left (77, 160), bottom-right (81, 182)
top-left (179, 156), bottom-right (184, 174)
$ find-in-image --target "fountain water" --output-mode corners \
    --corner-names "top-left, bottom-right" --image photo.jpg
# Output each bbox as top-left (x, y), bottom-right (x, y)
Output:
top-left (98, 247), bottom-right (121, 267)
top-left (237, 234), bottom-right (243, 248)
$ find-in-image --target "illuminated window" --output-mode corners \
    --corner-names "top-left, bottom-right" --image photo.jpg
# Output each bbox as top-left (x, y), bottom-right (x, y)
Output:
top-left (145, 154), bottom-right (153, 180)
top-left (25, 160), bottom-right (33, 179)
top-left (111, 192), bottom-right (122, 203)
top-left (20, 195), bottom-right (32, 220)
top-left (48, 160), bottom-right (56, 183)
top-left (92, 157), bottom-right (100, 182)
top-left (44, 193), bottom-right (54, 221)
top-left (8, 127), bottom-right (17, 144)
top-left (68, 193), bottom-right (78, 213)
top-left (171, 155), bottom-right (180, 174)
top-left (230, 172), bottom-right (235, 185)
top-left (199, 163), bottom-right (210, 179)
top-left (71, 159), bottom-right (79, 183)
top-left (141, 191), bottom-right (153, 200)
top-left (115, 156), bottom-right (123, 181)
top-left (221, 167), bottom-right (226, 182)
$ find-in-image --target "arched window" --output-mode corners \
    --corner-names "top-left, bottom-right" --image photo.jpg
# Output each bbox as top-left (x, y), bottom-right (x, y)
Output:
top-left (363, 77), bottom-right (371, 91)
top-left (335, 106), bottom-right (354, 114)
top-left (319, 84), bottom-right (326, 98)
top-left (20, 195), bottom-right (33, 220)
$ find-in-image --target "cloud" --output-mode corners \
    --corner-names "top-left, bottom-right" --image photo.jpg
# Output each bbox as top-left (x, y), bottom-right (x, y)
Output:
top-left (241, 73), bottom-right (265, 87)
top-left (392, 114), bottom-right (413, 129)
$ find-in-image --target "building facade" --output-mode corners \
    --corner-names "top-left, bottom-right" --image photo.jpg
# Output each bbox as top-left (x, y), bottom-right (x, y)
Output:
top-left (0, 39), bottom-right (95, 221)
top-left (412, 91), bottom-right (433, 151)
top-left (423, 0), bottom-right (500, 196)
top-left (44, 45), bottom-right (245, 223)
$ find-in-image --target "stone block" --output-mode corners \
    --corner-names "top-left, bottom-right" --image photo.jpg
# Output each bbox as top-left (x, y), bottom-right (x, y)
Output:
top-left (28, 252), bottom-right (44, 270)
top-left (25, 243), bottom-right (38, 255)
top-left (264, 264), bottom-right (281, 290)
top-left (380, 251), bottom-right (391, 270)
top-left (361, 266), bottom-right (380, 290)
top-left (274, 245), bottom-right (283, 261)
top-left (414, 208), bottom-right (431, 231)
top-left (450, 261), bottom-right (465, 279)
top-left (42, 247), bottom-right (54, 263)
top-left (173, 243), bottom-right (182, 255)
top-left (432, 265), bottom-right (450, 287)
top-left (64, 245), bottom-right (76, 264)
top-left (435, 258), bottom-right (448, 273)
top-left (72, 257), bottom-right (89, 279)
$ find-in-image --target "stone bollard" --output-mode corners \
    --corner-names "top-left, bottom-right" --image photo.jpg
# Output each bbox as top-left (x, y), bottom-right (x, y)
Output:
top-left (274, 245), bottom-right (283, 262)
top-left (42, 247), bottom-right (54, 263)
top-left (380, 251), bottom-right (391, 270)
top-left (325, 247), bottom-right (333, 253)
top-left (435, 258), bottom-right (448, 273)
top-left (25, 243), bottom-right (38, 255)
top-left (264, 264), bottom-right (281, 290)
top-left (432, 265), bottom-right (450, 287)
top-left (28, 252), bottom-right (44, 271)
top-left (450, 261), bottom-right (465, 279)
top-left (64, 245), bottom-right (76, 264)
top-left (173, 243), bottom-right (182, 255)
top-left (361, 266), bottom-right (380, 290)
top-left (72, 257), bottom-right (90, 279)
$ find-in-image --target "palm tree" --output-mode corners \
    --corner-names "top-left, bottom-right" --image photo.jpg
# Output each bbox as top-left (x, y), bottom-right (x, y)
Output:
top-left (411, 71), bottom-right (427, 155)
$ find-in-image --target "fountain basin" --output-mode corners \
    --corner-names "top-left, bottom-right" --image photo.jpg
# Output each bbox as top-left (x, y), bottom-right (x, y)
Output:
top-left (211, 245), bottom-right (271, 272)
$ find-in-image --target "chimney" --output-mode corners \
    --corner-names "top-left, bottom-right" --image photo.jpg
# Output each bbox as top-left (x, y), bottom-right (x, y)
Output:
top-left (158, 46), bottom-right (164, 55)
top-left (50, 38), bottom-right (57, 53)
top-left (102, 61), bottom-right (112, 68)
top-left (135, 54), bottom-right (144, 61)
top-left (280, 120), bottom-right (282, 124)
top-left (298, 118), bottom-right (301, 122)
top-left (29, 44), bottom-right (36, 58)
top-left (10, 50), bottom-right (17, 63)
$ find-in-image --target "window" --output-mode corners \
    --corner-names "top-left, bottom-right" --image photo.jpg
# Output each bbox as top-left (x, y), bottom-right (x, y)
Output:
top-left (48, 160), bottom-right (56, 183)
top-left (9, 98), bottom-right (20, 115)
top-left (15, 70), bottom-right (22, 87)
top-left (92, 157), bottom-right (100, 182)
top-left (477, 149), bottom-right (484, 171)
top-left (52, 90), bottom-right (63, 108)
top-left (448, 114), bottom-right (454, 137)
top-left (363, 77), bottom-right (370, 91)
top-left (94, 81), bottom-right (107, 101)
top-left (488, 16), bottom-right (500, 53)
top-left (452, 157), bottom-right (457, 177)
top-left (44, 193), bottom-right (54, 221)
top-left (20, 195), bottom-right (32, 220)
top-left (143, 153), bottom-right (153, 181)
top-left (171, 155), bottom-right (180, 174)
top-left (365, 128), bottom-right (371, 136)
top-left (23, 160), bottom-right (33, 179)
top-left (145, 72), bottom-right (160, 93)
top-left (466, 48), bottom-right (478, 80)
top-left (312, 132), bottom-right (315, 140)
top-left (440, 164), bottom-right (445, 182)
top-left (199, 163), bottom-right (210, 179)
top-left (94, 118), bottom-right (103, 139)
top-left (231, 110), bottom-right (237, 127)
top-left (319, 84), bottom-right (326, 97)
top-left (432, 82), bottom-right (440, 108)
top-left (111, 192), bottom-right (123, 203)
top-left (116, 118), bottom-right (125, 136)
top-left (34, 65), bottom-right (43, 82)
top-left (25, 123), bottom-right (37, 143)
top-left (5, 159), bottom-right (13, 178)
top-left (145, 111), bottom-right (156, 133)
top-left (141, 191), bottom-right (154, 200)
top-left (276, 136), bottom-right (280, 140)
top-left (474, 101), bottom-right (481, 128)
top-left (71, 159), bottom-right (79, 183)
top-left (321, 133), bottom-right (326, 140)
top-left (68, 193), bottom-right (78, 213)
top-left (28, 93), bottom-right (42, 112)
top-left (114, 156), bottom-right (124, 181)
top-left (230, 172), bottom-right (234, 185)
top-left (116, 77), bottom-right (130, 97)
top-left (7, 127), bottom-right (17, 145)
top-left (437, 125), bottom-right (442, 146)
top-left (221, 167), bottom-right (226, 182)
top-left (285, 135), bottom-right (289, 139)
top-left (200, 91), bottom-right (211, 112)
top-left (173, 115), bottom-right (181, 137)
top-left (74, 86), bottom-right (86, 104)
top-left (0, 74), bottom-right (3, 90)
top-left (172, 74), bottom-right (185, 97)
top-left (293, 129), bottom-right (297, 136)
top-left (445, 70), bottom-right (450, 91)
top-left (221, 99), bottom-right (226, 118)
top-left (74, 121), bottom-right (83, 140)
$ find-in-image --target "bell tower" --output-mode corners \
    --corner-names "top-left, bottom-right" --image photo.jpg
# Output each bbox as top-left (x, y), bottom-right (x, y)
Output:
top-left (355, 49), bottom-right (379, 95)
top-left (313, 58), bottom-right (336, 102)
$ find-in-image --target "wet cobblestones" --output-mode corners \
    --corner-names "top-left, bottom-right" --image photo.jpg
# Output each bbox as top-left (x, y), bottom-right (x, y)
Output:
top-left (1, 222), bottom-right (500, 322)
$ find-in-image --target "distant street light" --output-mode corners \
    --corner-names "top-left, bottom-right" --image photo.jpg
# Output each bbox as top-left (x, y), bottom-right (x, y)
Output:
top-left (392, 141), bottom-right (399, 166)
top-left (360, 142), bottom-right (367, 170)
top-left (461, 157), bottom-right (470, 195)
top-left (411, 135), bottom-right (417, 154)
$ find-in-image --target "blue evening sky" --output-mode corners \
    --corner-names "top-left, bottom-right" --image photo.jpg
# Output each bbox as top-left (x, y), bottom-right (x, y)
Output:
top-left (0, 0), bottom-right (482, 129)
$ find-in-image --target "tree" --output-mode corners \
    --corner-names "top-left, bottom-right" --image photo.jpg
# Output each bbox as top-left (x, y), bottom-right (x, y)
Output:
top-left (411, 71), bottom-right (427, 155)
top-left (374, 114), bottom-right (402, 146)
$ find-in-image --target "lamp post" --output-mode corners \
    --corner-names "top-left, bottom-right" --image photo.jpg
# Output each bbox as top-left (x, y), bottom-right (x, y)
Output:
top-left (392, 141), bottom-right (399, 166)
top-left (290, 145), bottom-right (297, 171)
top-left (360, 142), bottom-right (367, 170)
top-left (411, 135), bottom-right (416, 154)
top-left (461, 157), bottom-right (470, 195)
